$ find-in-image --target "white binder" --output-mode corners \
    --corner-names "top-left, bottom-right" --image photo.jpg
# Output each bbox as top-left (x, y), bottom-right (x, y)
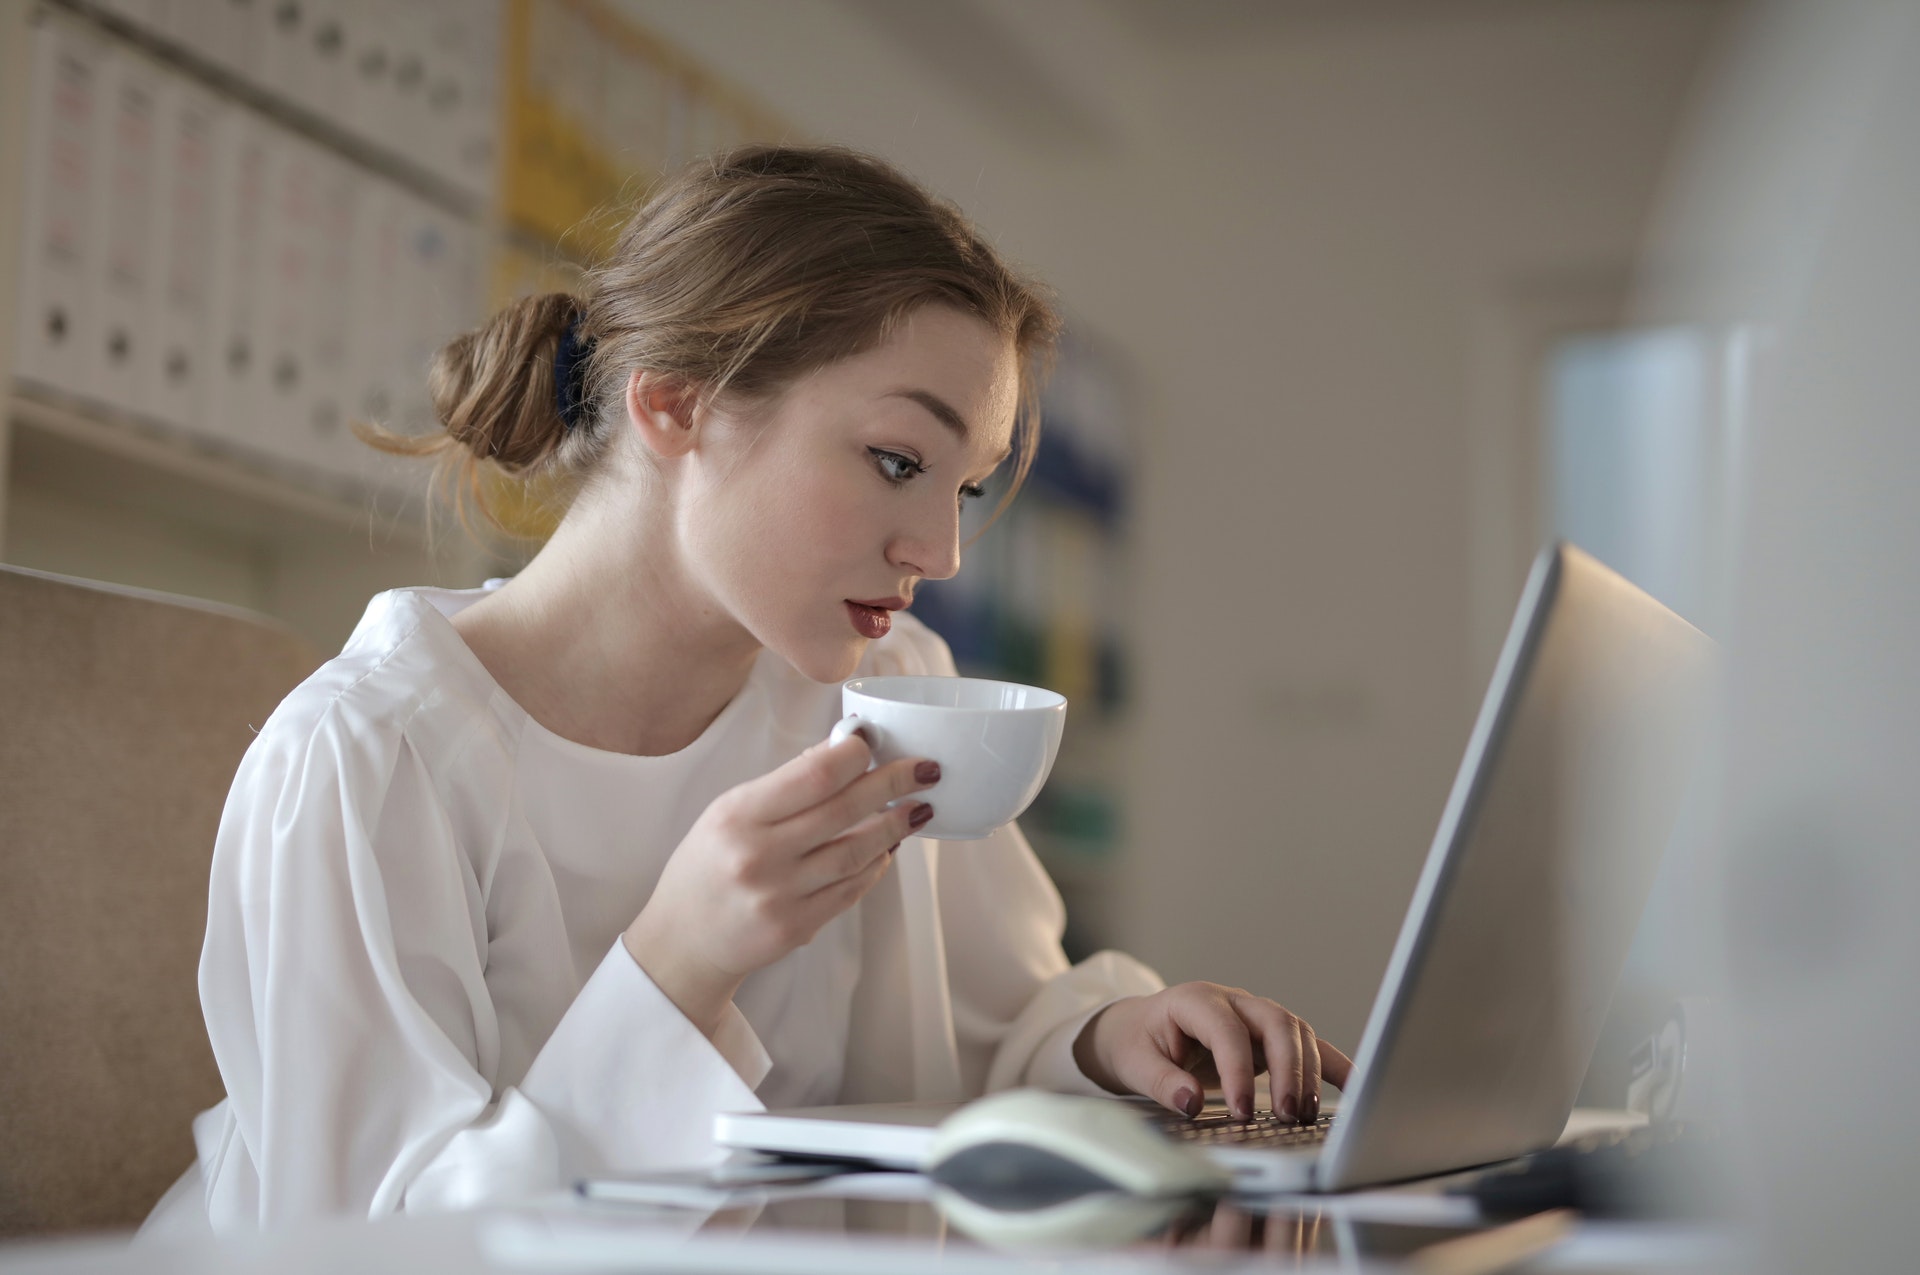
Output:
top-left (391, 190), bottom-right (447, 440)
top-left (149, 71), bottom-right (224, 433)
top-left (346, 178), bottom-right (390, 431)
top-left (340, 178), bottom-right (449, 499)
top-left (204, 107), bottom-right (273, 451)
top-left (92, 45), bottom-right (164, 417)
top-left (14, 14), bottom-right (105, 398)
top-left (299, 150), bottom-right (360, 480)
top-left (439, 211), bottom-right (481, 352)
top-left (254, 132), bottom-right (321, 469)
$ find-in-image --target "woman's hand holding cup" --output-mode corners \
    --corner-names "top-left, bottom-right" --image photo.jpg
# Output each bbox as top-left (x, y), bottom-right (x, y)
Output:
top-left (623, 732), bottom-right (939, 1038)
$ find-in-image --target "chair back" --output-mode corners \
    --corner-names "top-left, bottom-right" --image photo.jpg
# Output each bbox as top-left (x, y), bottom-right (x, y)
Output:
top-left (0, 566), bottom-right (320, 1236)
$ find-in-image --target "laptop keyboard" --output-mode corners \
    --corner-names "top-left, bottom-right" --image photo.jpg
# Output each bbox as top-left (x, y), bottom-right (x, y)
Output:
top-left (1151, 1109), bottom-right (1336, 1148)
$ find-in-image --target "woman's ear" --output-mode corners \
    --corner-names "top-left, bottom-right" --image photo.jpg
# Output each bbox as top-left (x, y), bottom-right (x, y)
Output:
top-left (624, 370), bottom-right (700, 459)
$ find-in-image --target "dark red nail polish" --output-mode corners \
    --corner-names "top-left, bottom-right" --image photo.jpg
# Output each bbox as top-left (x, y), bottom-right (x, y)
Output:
top-left (908, 802), bottom-right (934, 828)
top-left (1172, 1086), bottom-right (1198, 1118)
top-left (887, 842), bottom-right (901, 856)
top-left (914, 760), bottom-right (941, 784)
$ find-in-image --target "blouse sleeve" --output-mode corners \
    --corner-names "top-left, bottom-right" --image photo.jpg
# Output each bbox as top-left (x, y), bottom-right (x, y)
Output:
top-left (198, 692), bottom-right (766, 1228)
top-left (876, 619), bottom-right (1164, 1097)
top-left (938, 819), bottom-right (1164, 1096)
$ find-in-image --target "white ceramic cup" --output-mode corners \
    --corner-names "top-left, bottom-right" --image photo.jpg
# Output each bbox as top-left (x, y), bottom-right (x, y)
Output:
top-left (828, 675), bottom-right (1068, 840)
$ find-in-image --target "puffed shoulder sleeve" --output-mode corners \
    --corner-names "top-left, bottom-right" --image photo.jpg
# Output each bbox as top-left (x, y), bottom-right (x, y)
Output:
top-left (877, 618), bottom-right (1163, 1097)
top-left (196, 680), bottom-right (763, 1229)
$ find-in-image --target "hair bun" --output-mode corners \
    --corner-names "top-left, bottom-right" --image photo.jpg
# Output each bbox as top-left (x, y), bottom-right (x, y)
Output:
top-left (426, 291), bottom-right (583, 469)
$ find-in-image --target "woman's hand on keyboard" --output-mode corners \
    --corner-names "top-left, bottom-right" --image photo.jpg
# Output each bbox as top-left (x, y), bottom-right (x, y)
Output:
top-left (1073, 983), bottom-right (1354, 1124)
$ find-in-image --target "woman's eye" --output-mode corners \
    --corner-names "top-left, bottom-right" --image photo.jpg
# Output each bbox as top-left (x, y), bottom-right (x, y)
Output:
top-left (870, 449), bottom-right (924, 484)
top-left (872, 448), bottom-right (986, 505)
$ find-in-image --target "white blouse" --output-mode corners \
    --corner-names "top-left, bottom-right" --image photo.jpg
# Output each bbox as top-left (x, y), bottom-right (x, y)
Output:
top-left (145, 583), bottom-right (1162, 1234)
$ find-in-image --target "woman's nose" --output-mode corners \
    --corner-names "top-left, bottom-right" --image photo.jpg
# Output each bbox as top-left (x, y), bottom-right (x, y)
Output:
top-left (890, 503), bottom-right (963, 581)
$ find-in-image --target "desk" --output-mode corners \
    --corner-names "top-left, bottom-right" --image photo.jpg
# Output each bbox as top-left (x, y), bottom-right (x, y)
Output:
top-left (0, 1200), bottom-right (1738, 1275)
top-left (0, 1114), bottom-right (1739, 1274)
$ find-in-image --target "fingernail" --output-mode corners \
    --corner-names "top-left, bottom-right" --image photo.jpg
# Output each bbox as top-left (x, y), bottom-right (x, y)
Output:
top-left (908, 802), bottom-right (934, 829)
top-left (887, 842), bottom-right (901, 856)
top-left (1280, 1093), bottom-right (1298, 1121)
top-left (1172, 1087), bottom-right (1198, 1118)
top-left (914, 760), bottom-right (941, 784)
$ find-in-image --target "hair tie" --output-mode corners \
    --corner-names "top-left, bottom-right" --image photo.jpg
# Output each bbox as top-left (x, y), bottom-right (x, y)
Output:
top-left (553, 318), bottom-right (594, 431)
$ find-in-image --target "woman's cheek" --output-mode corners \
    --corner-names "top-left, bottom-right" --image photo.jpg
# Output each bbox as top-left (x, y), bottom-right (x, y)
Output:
top-left (798, 472), bottom-right (884, 557)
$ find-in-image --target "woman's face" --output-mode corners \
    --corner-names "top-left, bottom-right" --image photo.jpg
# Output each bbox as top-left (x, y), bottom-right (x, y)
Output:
top-left (677, 304), bottom-right (1020, 682)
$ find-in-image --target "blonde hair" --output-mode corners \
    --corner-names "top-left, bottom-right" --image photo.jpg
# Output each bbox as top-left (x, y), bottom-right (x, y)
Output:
top-left (368, 144), bottom-right (1061, 535)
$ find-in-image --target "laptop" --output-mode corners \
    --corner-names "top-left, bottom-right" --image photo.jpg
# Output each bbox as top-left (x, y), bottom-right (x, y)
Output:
top-left (715, 543), bottom-right (1713, 1192)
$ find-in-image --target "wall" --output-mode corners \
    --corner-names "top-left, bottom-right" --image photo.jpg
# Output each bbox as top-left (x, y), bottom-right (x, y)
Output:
top-left (561, 0), bottom-right (1726, 1047)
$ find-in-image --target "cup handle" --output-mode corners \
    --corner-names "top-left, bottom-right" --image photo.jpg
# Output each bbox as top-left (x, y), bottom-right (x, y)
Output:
top-left (828, 714), bottom-right (878, 763)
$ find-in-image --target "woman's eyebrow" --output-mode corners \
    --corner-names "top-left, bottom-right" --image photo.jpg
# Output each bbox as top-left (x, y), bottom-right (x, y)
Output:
top-left (885, 388), bottom-right (969, 440)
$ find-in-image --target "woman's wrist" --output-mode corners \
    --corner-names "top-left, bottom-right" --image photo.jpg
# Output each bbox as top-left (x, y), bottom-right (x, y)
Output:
top-left (1072, 998), bottom-right (1135, 1095)
top-left (622, 913), bottom-right (745, 1040)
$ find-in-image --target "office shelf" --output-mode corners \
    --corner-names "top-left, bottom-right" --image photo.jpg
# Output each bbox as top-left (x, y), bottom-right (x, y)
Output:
top-left (4, 383), bottom-right (498, 654)
top-left (7, 386), bottom-right (418, 540)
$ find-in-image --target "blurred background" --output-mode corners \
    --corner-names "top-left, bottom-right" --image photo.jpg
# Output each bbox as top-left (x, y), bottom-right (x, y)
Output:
top-left (0, 0), bottom-right (1751, 1088)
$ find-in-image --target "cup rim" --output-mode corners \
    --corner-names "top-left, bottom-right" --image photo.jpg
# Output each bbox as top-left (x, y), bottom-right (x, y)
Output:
top-left (842, 674), bottom-right (1067, 712)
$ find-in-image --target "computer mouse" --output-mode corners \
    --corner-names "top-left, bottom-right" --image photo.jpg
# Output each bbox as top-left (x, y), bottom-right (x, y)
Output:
top-left (932, 1184), bottom-right (1198, 1251)
top-left (925, 1089), bottom-right (1230, 1202)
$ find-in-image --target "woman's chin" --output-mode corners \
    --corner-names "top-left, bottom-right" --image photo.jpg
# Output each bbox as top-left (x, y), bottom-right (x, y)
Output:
top-left (774, 637), bottom-right (867, 686)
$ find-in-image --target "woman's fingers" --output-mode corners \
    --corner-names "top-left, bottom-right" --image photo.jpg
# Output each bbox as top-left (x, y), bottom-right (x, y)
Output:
top-left (1234, 995), bottom-right (1310, 1120)
top-left (1317, 1038), bottom-right (1355, 1091)
top-left (1221, 992), bottom-right (1346, 1121)
top-left (1131, 1050), bottom-right (1208, 1119)
top-left (798, 800), bottom-right (930, 894)
top-left (734, 734), bottom-right (875, 823)
top-left (1297, 1020), bottom-right (1323, 1121)
top-left (799, 823), bottom-right (904, 922)
top-left (732, 735), bottom-right (938, 850)
top-left (780, 755), bottom-right (937, 846)
top-left (1170, 997), bottom-right (1258, 1120)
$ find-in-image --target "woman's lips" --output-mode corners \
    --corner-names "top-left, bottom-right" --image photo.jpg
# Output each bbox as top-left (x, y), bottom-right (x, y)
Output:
top-left (846, 601), bottom-right (893, 639)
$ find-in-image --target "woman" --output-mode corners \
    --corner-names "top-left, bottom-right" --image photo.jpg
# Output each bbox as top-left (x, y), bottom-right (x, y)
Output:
top-left (150, 145), bottom-right (1351, 1232)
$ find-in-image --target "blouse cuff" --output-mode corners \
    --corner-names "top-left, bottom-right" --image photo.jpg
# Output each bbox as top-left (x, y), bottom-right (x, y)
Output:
top-left (1022, 998), bottom-right (1130, 1098)
top-left (518, 941), bottom-right (769, 1174)
top-left (709, 994), bottom-right (773, 1091)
